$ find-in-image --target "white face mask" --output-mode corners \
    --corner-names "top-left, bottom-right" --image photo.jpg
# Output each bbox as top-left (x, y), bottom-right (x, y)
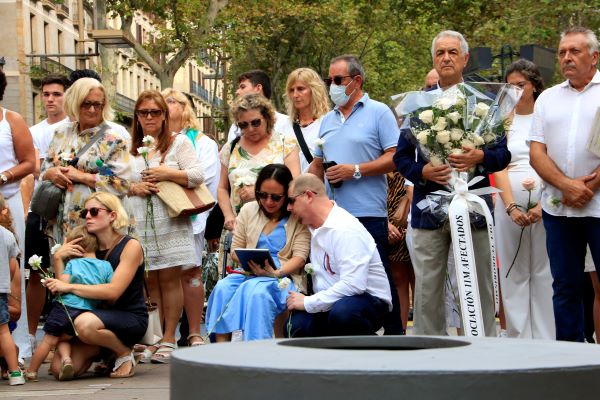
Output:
top-left (329, 78), bottom-right (356, 106)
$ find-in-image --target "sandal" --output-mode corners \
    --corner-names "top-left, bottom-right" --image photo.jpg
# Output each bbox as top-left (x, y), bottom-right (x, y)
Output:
top-left (58, 358), bottom-right (74, 381)
top-left (25, 370), bottom-right (38, 382)
top-left (138, 343), bottom-right (159, 364)
top-left (187, 334), bottom-right (206, 347)
top-left (109, 352), bottom-right (135, 379)
top-left (150, 342), bottom-right (177, 364)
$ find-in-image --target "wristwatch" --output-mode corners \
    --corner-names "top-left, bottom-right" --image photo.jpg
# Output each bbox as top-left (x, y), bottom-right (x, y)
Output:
top-left (0, 174), bottom-right (8, 185)
top-left (353, 164), bottom-right (362, 180)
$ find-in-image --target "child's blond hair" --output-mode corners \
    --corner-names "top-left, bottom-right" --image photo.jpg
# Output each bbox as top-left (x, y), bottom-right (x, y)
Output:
top-left (0, 193), bottom-right (18, 247)
top-left (65, 225), bottom-right (99, 254)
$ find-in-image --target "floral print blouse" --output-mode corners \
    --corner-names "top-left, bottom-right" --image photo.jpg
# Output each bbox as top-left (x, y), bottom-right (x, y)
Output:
top-left (219, 132), bottom-right (298, 212)
top-left (40, 121), bottom-right (131, 243)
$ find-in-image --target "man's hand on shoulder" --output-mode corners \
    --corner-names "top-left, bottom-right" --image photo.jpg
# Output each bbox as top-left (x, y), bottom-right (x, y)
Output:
top-left (287, 291), bottom-right (306, 311)
top-left (325, 163), bottom-right (354, 183)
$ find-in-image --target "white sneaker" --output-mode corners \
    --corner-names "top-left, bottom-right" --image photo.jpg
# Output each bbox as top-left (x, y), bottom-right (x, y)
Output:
top-left (8, 370), bottom-right (25, 386)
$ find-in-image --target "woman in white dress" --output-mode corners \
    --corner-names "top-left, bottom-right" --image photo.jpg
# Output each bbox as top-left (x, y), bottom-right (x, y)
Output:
top-left (127, 91), bottom-right (203, 362)
top-left (162, 88), bottom-right (220, 347)
top-left (283, 68), bottom-right (330, 172)
top-left (493, 59), bottom-right (554, 339)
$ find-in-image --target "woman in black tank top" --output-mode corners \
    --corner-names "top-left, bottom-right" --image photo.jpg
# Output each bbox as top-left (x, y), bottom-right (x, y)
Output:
top-left (45, 192), bottom-right (147, 379)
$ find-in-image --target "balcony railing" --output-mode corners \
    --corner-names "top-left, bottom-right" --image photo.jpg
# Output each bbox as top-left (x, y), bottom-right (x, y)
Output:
top-left (29, 56), bottom-right (73, 86)
top-left (190, 81), bottom-right (223, 108)
top-left (115, 93), bottom-right (136, 115)
top-left (56, 3), bottom-right (69, 19)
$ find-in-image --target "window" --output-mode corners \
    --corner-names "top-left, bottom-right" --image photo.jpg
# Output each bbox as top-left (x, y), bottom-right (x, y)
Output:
top-left (43, 22), bottom-right (50, 54)
top-left (30, 14), bottom-right (37, 53)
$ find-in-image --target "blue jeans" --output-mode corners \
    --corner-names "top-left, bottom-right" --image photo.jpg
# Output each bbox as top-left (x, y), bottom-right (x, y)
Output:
top-left (357, 217), bottom-right (403, 335)
top-left (285, 293), bottom-right (389, 337)
top-left (542, 211), bottom-right (600, 341)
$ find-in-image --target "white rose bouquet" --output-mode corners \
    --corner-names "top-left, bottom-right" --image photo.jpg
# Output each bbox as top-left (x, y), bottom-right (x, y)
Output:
top-left (393, 82), bottom-right (522, 168)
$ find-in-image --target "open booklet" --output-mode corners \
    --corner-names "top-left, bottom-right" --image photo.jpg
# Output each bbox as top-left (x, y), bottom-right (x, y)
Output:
top-left (234, 248), bottom-right (276, 273)
top-left (586, 107), bottom-right (600, 157)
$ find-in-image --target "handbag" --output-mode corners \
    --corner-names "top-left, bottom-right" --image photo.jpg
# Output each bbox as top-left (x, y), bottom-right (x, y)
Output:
top-left (140, 300), bottom-right (163, 345)
top-left (30, 124), bottom-right (111, 219)
top-left (153, 139), bottom-right (216, 217)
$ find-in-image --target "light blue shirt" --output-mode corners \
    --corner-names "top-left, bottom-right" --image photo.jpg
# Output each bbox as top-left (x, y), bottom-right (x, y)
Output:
top-left (314, 94), bottom-right (400, 217)
top-left (61, 258), bottom-right (113, 310)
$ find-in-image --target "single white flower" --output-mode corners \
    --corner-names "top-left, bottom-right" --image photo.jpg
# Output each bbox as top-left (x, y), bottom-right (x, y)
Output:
top-left (450, 128), bottom-right (464, 141)
top-left (461, 139), bottom-right (475, 149)
top-left (277, 277), bottom-right (291, 290)
top-left (433, 96), bottom-right (455, 111)
top-left (474, 102), bottom-right (490, 118)
top-left (416, 130), bottom-right (430, 145)
top-left (473, 135), bottom-right (486, 146)
top-left (59, 152), bottom-right (72, 162)
top-left (429, 155), bottom-right (443, 166)
top-left (547, 196), bottom-right (561, 208)
top-left (28, 255), bottom-right (43, 270)
top-left (447, 111), bottom-right (462, 125)
top-left (304, 263), bottom-right (314, 275)
top-left (418, 109), bottom-right (434, 124)
top-left (313, 138), bottom-right (325, 147)
top-left (436, 130), bottom-right (450, 144)
top-left (142, 135), bottom-right (156, 146)
top-left (50, 244), bottom-right (62, 255)
top-left (137, 146), bottom-right (150, 155)
top-left (235, 175), bottom-right (255, 187)
top-left (483, 133), bottom-right (496, 144)
top-left (431, 117), bottom-right (447, 131)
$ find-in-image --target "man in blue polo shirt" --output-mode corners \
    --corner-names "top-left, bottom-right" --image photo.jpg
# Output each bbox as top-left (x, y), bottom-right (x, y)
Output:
top-left (308, 54), bottom-right (402, 334)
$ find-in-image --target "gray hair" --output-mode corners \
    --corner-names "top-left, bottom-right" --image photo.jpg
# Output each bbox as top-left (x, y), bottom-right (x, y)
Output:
top-left (561, 26), bottom-right (599, 56)
top-left (330, 54), bottom-right (365, 87)
top-left (431, 30), bottom-right (469, 58)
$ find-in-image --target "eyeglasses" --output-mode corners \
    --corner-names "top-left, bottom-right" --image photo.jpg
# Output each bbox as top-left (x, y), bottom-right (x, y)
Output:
top-left (81, 101), bottom-right (105, 110)
top-left (288, 190), bottom-right (313, 205)
top-left (237, 119), bottom-right (262, 130)
top-left (165, 97), bottom-right (183, 105)
top-left (79, 207), bottom-right (111, 219)
top-left (255, 191), bottom-right (285, 202)
top-left (136, 109), bottom-right (164, 118)
top-left (323, 75), bottom-right (356, 87)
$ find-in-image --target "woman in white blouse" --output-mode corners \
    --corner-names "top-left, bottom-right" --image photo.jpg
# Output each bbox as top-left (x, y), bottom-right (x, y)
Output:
top-left (127, 90), bottom-right (203, 362)
top-left (493, 59), bottom-right (554, 339)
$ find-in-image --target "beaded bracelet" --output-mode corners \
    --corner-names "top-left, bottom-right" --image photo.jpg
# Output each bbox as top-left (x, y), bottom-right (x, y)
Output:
top-left (505, 202), bottom-right (518, 215)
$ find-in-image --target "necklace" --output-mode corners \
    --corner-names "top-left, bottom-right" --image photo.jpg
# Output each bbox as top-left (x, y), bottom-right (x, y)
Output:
top-left (298, 118), bottom-right (315, 128)
top-left (103, 234), bottom-right (126, 260)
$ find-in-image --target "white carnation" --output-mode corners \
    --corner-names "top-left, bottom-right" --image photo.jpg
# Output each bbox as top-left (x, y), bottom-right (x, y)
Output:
top-left (313, 138), bottom-right (325, 147)
top-left (304, 263), bottom-right (314, 275)
top-left (277, 277), bottom-right (291, 290)
top-left (142, 135), bottom-right (156, 146)
top-left (137, 146), bottom-right (149, 155)
top-left (50, 244), bottom-right (62, 255)
top-left (418, 109), bottom-right (434, 124)
top-left (436, 130), bottom-right (450, 144)
top-left (28, 255), bottom-right (43, 270)
top-left (431, 117), bottom-right (447, 131)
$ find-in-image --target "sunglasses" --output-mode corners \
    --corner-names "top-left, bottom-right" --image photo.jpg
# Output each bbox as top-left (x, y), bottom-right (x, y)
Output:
top-left (136, 109), bottom-right (164, 118)
top-left (288, 190), bottom-right (313, 205)
top-left (81, 101), bottom-right (104, 110)
top-left (237, 119), bottom-right (262, 130)
top-left (323, 75), bottom-right (356, 87)
top-left (79, 207), bottom-right (111, 219)
top-left (255, 191), bottom-right (285, 202)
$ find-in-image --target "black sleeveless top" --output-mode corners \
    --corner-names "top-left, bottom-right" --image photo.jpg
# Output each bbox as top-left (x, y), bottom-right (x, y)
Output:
top-left (96, 235), bottom-right (146, 315)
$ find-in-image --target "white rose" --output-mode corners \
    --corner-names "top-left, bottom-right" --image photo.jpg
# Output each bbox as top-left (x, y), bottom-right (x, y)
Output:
top-left (473, 135), bottom-right (485, 146)
top-left (313, 138), bottom-right (325, 147)
top-left (444, 142), bottom-right (453, 150)
top-left (447, 111), bottom-right (462, 124)
top-left (474, 102), bottom-right (490, 118)
top-left (416, 130), bottom-right (430, 145)
top-left (304, 263), bottom-right (314, 275)
top-left (418, 109), bottom-right (434, 124)
top-left (461, 139), bottom-right (475, 149)
top-left (433, 96), bottom-right (454, 110)
top-left (50, 244), bottom-right (61, 255)
top-left (450, 148), bottom-right (463, 155)
top-left (142, 135), bottom-right (156, 146)
top-left (277, 277), bottom-right (291, 290)
top-left (137, 146), bottom-right (149, 155)
top-left (483, 133), bottom-right (496, 144)
top-left (436, 130), bottom-right (450, 144)
top-left (429, 155), bottom-right (443, 166)
top-left (450, 128), bottom-right (463, 141)
top-left (431, 117), bottom-right (447, 131)
top-left (28, 255), bottom-right (43, 270)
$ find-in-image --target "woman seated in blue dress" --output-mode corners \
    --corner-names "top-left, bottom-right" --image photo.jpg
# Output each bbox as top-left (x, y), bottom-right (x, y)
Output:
top-left (206, 164), bottom-right (310, 341)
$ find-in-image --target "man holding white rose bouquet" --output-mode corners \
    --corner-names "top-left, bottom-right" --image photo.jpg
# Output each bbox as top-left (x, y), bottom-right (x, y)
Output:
top-left (394, 30), bottom-right (511, 336)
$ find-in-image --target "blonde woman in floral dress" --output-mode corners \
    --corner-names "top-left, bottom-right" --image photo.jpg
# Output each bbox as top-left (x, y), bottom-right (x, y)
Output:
top-left (41, 78), bottom-right (131, 245)
top-left (127, 91), bottom-right (204, 363)
top-left (217, 93), bottom-right (300, 234)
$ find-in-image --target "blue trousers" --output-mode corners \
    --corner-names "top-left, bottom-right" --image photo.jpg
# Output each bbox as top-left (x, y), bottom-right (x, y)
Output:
top-left (358, 217), bottom-right (404, 335)
top-left (542, 211), bottom-right (600, 341)
top-left (286, 293), bottom-right (389, 337)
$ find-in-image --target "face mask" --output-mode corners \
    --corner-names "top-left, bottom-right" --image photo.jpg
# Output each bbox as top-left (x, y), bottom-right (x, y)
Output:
top-left (329, 79), bottom-right (355, 106)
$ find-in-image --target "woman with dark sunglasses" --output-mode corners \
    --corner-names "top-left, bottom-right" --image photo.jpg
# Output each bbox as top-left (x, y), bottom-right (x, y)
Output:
top-left (40, 78), bottom-right (131, 245)
top-left (217, 93), bottom-right (300, 234)
top-left (127, 90), bottom-right (204, 363)
top-left (206, 164), bottom-right (309, 341)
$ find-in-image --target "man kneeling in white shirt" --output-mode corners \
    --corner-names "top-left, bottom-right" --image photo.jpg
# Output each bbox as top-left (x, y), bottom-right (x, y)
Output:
top-left (285, 174), bottom-right (392, 337)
